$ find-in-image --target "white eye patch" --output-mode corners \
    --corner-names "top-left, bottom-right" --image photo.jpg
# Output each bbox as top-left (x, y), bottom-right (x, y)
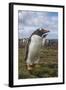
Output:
top-left (39, 28), bottom-right (42, 31)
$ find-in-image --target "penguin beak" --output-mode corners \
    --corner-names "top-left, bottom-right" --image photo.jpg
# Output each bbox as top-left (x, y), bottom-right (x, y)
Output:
top-left (47, 30), bottom-right (50, 32)
top-left (45, 30), bottom-right (50, 33)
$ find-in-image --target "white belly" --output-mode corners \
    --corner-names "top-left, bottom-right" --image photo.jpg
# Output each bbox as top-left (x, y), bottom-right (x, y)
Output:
top-left (28, 35), bottom-right (42, 60)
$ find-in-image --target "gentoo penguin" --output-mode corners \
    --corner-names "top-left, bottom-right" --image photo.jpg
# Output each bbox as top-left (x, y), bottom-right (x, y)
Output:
top-left (25, 28), bottom-right (49, 71)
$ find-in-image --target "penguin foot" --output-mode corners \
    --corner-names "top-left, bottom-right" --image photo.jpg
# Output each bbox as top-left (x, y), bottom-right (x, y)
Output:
top-left (27, 64), bottom-right (33, 71)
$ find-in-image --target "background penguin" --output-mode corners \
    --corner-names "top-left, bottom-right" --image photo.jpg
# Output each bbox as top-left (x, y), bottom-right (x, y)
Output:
top-left (25, 28), bottom-right (50, 71)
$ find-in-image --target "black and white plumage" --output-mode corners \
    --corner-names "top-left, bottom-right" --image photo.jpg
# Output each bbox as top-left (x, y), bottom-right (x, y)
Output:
top-left (25, 28), bottom-right (49, 70)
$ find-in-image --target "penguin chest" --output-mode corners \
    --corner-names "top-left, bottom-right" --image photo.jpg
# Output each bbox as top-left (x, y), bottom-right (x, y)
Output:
top-left (28, 35), bottom-right (42, 59)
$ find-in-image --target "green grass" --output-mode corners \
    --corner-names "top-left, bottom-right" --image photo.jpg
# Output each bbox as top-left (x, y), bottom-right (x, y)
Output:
top-left (18, 47), bottom-right (58, 79)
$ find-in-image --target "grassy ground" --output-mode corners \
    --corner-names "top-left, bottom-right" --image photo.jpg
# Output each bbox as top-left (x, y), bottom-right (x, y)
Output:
top-left (18, 47), bottom-right (58, 79)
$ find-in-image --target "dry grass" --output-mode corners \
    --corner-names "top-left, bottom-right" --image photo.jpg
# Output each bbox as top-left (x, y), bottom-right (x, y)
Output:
top-left (18, 47), bottom-right (58, 79)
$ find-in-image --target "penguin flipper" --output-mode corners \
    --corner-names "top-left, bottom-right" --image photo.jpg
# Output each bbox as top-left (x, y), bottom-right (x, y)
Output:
top-left (24, 38), bottom-right (31, 61)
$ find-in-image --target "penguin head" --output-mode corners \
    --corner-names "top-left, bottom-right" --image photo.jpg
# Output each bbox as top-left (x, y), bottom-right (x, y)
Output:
top-left (38, 28), bottom-right (50, 38)
top-left (31, 28), bottom-right (50, 38)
